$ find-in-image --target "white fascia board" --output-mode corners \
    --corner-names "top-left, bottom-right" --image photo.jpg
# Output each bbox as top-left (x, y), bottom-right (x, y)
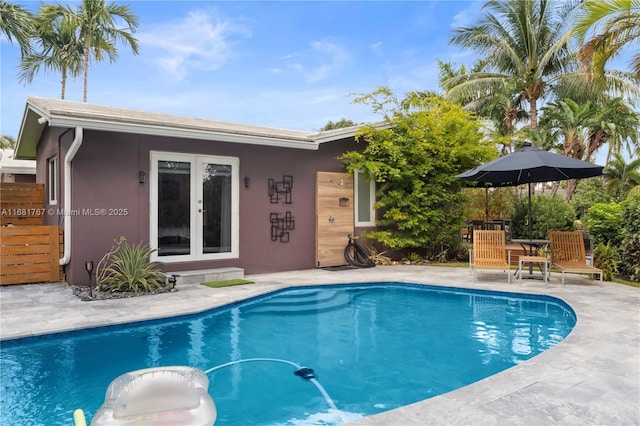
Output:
top-left (46, 116), bottom-right (321, 151)
top-left (313, 121), bottom-right (392, 144)
top-left (0, 164), bottom-right (36, 174)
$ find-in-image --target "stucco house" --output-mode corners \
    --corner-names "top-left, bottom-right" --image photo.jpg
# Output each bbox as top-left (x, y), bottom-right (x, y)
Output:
top-left (14, 97), bottom-right (381, 286)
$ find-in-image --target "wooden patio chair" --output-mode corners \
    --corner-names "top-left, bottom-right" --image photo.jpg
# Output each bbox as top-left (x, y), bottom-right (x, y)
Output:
top-left (470, 230), bottom-right (511, 284)
top-left (549, 231), bottom-right (603, 286)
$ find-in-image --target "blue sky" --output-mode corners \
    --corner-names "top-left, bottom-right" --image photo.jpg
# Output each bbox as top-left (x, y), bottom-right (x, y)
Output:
top-left (1, 1), bottom-right (485, 138)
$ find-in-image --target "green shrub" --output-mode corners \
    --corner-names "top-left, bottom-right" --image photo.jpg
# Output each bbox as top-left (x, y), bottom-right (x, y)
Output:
top-left (97, 238), bottom-right (165, 293)
top-left (510, 194), bottom-right (575, 239)
top-left (619, 194), bottom-right (640, 281)
top-left (402, 252), bottom-right (424, 263)
top-left (586, 202), bottom-right (624, 246)
top-left (620, 235), bottom-right (640, 281)
top-left (594, 242), bottom-right (618, 281)
top-left (570, 178), bottom-right (607, 220)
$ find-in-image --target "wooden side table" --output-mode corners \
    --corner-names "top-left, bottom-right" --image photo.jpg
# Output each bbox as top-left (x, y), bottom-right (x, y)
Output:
top-left (518, 255), bottom-right (548, 283)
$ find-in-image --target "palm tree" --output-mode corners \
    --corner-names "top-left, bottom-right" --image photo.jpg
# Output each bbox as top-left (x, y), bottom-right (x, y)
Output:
top-left (439, 60), bottom-right (527, 153)
top-left (70, 0), bottom-right (139, 102)
top-left (448, 0), bottom-right (640, 131)
top-left (449, 0), bottom-right (577, 131)
top-left (573, 0), bottom-right (640, 83)
top-left (0, 0), bottom-right (34, 57)
top-left (604, 152), bottom-right (640, 200)
top-left (583, 97), bottom-right (640, 163)
top-left (540, 99), bottom-right (593, 159)
top-left (0, 135), bottom-right (16, 149)
top-left (19, 4), bottom-right (84, 99)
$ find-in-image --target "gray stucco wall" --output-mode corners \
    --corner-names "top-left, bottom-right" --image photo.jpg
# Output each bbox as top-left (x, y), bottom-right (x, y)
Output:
top-left (44, 129), bottom-right (358, 285)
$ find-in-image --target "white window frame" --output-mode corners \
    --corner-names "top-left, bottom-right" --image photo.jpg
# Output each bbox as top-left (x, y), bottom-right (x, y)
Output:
top-left (354, 169), bottom-right (376, 227)
top-left (48, 156), bottom-right (57, 205)
top-left (150, 151), bottom-right (239, 262)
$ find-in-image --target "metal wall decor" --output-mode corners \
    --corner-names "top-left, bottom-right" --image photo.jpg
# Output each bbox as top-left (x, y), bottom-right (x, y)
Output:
top-left (268, 175), bottom-right (293, 204)
top-left (268, 175), bottom-right (295, 242)
top-left (270, 212), bottom-right (295, 243)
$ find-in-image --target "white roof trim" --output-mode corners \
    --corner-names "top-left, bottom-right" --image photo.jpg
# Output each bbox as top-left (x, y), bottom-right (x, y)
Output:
top-left (311, 121), bottom-right (391, 144)
top-left (45, 115), bottom-right (321, 150)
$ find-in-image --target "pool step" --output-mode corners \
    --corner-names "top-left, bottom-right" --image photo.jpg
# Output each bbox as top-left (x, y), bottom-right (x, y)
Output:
top-left (167, 267), bottom-right (244, 286)
top-left (244, 289), bottom-right (352, 315)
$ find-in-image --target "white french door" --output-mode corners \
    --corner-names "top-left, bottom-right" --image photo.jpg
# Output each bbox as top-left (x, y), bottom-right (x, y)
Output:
top-left (150, 152), bottom-right (239, 262)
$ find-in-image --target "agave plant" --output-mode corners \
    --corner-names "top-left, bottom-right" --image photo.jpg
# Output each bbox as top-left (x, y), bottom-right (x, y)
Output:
top-left (98, 238), bottom-right (165, 293)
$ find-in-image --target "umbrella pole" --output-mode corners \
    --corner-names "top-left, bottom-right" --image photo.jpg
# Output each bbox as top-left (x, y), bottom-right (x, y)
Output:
top-left (485, 188), bottom-right (489, 222)
top-left (528, 182), bottom-right (533, 248)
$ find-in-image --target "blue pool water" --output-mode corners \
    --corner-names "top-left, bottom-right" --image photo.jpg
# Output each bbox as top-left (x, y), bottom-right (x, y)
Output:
top-left (0, 283), bottom-right (576, 425)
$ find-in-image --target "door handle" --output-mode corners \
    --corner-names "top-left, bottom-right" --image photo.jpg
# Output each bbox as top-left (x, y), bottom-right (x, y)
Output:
top-left (199, 209), bottom-right (206, 213)
top-left (329, 216), bottom-right (335, 223)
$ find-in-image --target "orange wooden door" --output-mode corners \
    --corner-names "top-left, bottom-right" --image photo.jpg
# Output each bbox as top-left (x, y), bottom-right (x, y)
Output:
top-left (315, 172), bottom-right (354, 267)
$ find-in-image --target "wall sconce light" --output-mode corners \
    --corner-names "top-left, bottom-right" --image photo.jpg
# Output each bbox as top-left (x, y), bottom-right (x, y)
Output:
top-left (244, 177), bottom-right (250, 188)
top-left (85, 260), bottom-right (94, 298)
top-left (139, 171), bottom-right (146, 184)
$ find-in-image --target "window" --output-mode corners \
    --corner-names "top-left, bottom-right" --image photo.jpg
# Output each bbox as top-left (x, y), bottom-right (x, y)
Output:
top-left (150, 152), bottom-right (239, 262)
top-left (48, 156), bottom-right (57, 205)
top-left (354, 169), bottom-right (375, 226)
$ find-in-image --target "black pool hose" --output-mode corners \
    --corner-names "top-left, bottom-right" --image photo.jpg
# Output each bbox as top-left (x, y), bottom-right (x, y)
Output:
top-left (344, 234), bottom-right (375, 268)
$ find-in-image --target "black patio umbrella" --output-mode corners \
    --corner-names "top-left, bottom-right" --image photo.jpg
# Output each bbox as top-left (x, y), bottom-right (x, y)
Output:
top-left (456, 143), bottom-right (605, 240)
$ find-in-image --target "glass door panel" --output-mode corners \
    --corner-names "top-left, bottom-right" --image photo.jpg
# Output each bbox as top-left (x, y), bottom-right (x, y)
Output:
top-left (201, 163), bottom-right (232, 254)
top-left (157, 160), bottom-right (191, 256)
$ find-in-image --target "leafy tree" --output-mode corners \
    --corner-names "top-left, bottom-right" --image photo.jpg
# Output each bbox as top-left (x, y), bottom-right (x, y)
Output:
top-left (339, 87), bottom-right (495, 256)
top-left (319, 118), bottom-right (356, 131)
top-left (510, 194), bottom-right (575, 239)
top-left (462, 187), bottom-right (516, 222)
top-left (63, 0), bottom-right (140, 102)
top-left (573, 0), bottom-right (640, 83)
top-left (19, 4), bottom-right (84, 99)
top-left (619, 193), bottom-right (640, 281)
top-left (570, 177), bottom-right (608, 220)
top-left (586, 202), bottom-right (624, 247)
top-left (0, 0), bottom-right (34, 57)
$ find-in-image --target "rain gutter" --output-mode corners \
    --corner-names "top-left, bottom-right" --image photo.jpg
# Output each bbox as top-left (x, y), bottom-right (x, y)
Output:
top-left (60, 127), bottom-right (83, 266)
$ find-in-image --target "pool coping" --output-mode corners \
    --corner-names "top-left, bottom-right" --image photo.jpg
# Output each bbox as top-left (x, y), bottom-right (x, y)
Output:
top-left (1, 265), bottom-right (639, 425)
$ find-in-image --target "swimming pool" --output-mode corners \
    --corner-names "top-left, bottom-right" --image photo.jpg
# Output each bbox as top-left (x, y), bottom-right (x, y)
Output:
top-left (0, 282), bottom-right (576, 425)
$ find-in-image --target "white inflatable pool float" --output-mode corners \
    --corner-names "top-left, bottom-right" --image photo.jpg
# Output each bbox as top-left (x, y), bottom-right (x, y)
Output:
top-left (90, 366), bottom-right (216, 425)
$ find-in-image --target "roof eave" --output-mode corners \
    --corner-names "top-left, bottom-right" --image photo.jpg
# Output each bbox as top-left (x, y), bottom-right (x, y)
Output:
top-left (14, 104), bottom-right (47, 160)
top-left (312, 121), bottom-right (391, 144)
top-left (44, 115), bottom-right (320, 150)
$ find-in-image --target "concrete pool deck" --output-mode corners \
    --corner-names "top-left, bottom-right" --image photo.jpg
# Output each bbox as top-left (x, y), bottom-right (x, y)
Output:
top-left (1, 265), bottom-right (638, 425)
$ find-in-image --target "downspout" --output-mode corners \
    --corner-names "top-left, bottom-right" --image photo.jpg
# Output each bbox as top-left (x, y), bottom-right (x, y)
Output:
top-left (59, 127), bottom-right (84, 266)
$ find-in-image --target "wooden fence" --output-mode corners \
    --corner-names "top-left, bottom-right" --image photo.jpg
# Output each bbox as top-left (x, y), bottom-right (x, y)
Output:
top-left (1, 225), bottom-right (62, 285)
top-left (1, 183), bottom-right (63, 285)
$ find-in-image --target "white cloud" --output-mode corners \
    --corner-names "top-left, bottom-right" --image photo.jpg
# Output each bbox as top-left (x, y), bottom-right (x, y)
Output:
top-left (370, 41), bottom-right (383, 55)
top-left (137, 9), bottom-right (251, 80)
top-left (450, 3), bottom-right (483, 30)
top-left (287, 39), bottom-right (350, 83)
